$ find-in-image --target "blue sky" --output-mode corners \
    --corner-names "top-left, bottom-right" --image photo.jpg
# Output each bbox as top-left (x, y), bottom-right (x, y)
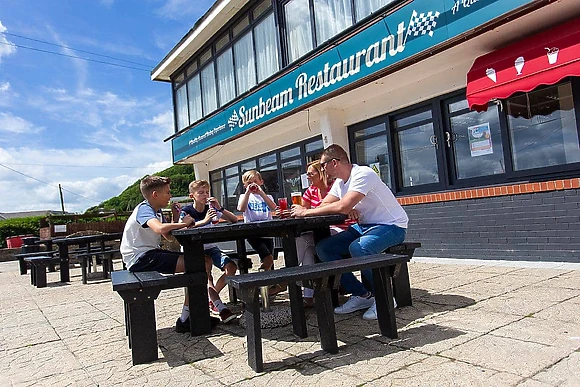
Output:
top-left (0, 0), bottom-right (213, 213)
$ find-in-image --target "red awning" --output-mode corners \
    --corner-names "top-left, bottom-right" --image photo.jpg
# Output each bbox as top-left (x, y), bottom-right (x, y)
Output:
top-left (467, 17), bottom-right (580, 112)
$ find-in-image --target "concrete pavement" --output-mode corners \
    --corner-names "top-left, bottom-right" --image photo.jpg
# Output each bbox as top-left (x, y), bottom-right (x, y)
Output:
top-left (0, 256), bottom-right (578, 386)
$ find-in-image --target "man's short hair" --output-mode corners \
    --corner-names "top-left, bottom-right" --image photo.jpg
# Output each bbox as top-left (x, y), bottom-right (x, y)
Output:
top-left (241, 170), bottom-right (262, 186)
top-left (322, 144), bottom-right (350, 163)
top-left (140, 176), bottom-right (171, 198)
top-left (189, 179), bottom-right (210, 193)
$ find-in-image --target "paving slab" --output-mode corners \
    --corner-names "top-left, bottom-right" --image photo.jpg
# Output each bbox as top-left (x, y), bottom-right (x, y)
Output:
top-left (0, 257), bottom-right (578, 386)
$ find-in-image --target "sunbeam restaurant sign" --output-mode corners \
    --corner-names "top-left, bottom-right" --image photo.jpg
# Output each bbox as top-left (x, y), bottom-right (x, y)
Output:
top-left (172, 0), bottom-right (533, 162)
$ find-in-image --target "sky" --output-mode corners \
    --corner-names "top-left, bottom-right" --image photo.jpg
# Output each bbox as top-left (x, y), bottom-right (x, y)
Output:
top-left (0, 0), bottom-right (214, 213)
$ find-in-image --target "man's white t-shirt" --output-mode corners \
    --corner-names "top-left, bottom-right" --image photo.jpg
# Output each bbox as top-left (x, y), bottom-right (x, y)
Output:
top-left (238, 193), bottom-right (273, 222)
top-left (329, 164), bottom-right (408, 228)
top-left (120, 201), bottom-right (164, 269)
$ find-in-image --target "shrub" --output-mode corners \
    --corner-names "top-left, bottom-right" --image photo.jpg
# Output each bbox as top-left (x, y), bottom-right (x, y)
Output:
top-left (0, 216), bottom-right (44, 248)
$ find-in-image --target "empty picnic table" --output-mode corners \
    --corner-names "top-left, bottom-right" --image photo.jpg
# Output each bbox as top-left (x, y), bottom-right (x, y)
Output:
top-left (52, 232), bottom-right (122, 282)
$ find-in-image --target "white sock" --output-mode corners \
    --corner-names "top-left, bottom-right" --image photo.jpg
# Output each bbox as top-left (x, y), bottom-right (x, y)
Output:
top-left (213, 299), bottom-right (226, 312)
top-left (180, 305), bottom-right (189, 322)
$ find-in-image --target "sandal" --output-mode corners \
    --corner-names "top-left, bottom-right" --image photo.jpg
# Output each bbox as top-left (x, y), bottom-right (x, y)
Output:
top-left (268, 283), bottom-right (287, 297)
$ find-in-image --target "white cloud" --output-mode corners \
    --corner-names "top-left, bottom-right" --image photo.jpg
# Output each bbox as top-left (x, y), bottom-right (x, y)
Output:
top-left (155, 0), bottom-right (215, 21)
top-left (0, 112), bottom-right (43, 135)
top-left (0, 21), bottom-right (17, 63)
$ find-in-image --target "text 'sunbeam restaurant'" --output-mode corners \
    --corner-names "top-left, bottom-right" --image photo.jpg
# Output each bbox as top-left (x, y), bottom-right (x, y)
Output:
top-left (153, 0), bottom-right (580, 262)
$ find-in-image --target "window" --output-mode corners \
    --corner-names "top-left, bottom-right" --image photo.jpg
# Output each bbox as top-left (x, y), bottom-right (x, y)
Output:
top-left (314, 0), bottom-right (353, 44)
top-left (201, 63), bottom-right (217, 114)
top-left (216, 48), bottom-right (236, 105)
top-left (353, 123), bottom-right (391, 186)
top-left (175, 85), bottom-right (189, 130)
top-left (354, 0), bottom-right (396, 21)
top-left (446, 100), bottom-right (505, 180)
top-left (234, 31), bottom-right (257, 94)
top-left (285, 0), bottom-right (313, 63)
top-left (187, 74), bottom-right (202, 124)
top-left (394, 108), bottom-right (439, 188)
top-left (507, 82), bottom-right (580, 171)
top-left (254, 13), bottom-right (280, 82)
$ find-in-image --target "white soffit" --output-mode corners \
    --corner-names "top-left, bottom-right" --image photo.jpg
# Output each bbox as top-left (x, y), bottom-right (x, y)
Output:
top-left (151, 0), bottom-right (249, 82)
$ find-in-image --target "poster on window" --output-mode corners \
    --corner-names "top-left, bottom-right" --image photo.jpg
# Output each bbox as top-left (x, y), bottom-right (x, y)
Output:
top-left (369, 162), bottom-right (381, 176)
top-left (468, 122), bottom-right (493, 157)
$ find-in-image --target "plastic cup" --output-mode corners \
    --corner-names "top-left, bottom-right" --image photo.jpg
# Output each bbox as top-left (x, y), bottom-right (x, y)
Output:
top-left (278, 197), bottom-right (288, 218)
top-left (291, 192), bottom-right (302, 206)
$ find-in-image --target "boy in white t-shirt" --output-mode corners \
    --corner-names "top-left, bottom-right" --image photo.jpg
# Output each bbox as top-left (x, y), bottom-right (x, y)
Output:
top-left (237, 170), bottom-right (278, 273)
top-left (291, 144), bottom-right (409, 321)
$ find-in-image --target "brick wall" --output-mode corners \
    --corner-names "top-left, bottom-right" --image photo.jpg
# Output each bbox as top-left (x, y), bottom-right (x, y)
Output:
top-left (404, 188), bottom-right (580, 262)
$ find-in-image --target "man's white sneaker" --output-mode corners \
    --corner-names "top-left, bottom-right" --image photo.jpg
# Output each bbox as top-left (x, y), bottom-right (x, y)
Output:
top-left (334, 295), bottom-right (375, 314)
top-left (362, 298), bottom-right (398, 320)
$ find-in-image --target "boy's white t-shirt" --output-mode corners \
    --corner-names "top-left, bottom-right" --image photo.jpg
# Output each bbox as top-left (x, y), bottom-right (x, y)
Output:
top-left (120, 200), bottom-right (164, 269)
top-left (329, 164), bottom-right (409, 228)
top-left (238, 193), bottom-right (273, 222)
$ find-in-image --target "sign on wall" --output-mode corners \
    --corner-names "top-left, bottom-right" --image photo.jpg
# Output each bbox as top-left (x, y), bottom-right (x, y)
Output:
top-left (172, 0), bottom-right (534, 162)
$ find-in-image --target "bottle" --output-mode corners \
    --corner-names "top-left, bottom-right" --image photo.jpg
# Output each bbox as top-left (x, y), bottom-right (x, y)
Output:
top-left (210, 202), bottom-right (219, 225)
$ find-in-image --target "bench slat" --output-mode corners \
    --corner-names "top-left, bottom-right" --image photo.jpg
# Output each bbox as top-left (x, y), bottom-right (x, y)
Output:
top-left (227, 253), bottom-right (408, 289)
top-left (111, 270), bottom-right (141, 291)
top-left (134, 271), bottom-right (168, 287)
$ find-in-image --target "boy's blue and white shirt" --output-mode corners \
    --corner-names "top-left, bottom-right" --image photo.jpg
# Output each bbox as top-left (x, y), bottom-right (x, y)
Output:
top-left (238, 193), bottom-right (273, 222)
top-left (120, 200), bottom-right (166, 270)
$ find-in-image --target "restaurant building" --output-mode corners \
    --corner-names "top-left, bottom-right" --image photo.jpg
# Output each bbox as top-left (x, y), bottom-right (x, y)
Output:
top-left (152, 0), bottom-right (580, 262)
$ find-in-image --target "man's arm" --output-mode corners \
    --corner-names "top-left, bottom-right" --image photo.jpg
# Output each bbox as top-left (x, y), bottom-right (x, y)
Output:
top-left (292, 191), bottom-right (364, 217)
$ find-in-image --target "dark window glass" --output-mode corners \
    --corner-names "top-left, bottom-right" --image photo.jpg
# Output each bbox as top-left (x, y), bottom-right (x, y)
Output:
top-left (393, 109), bottom-right (432, 129)
top-left (507, 83), bottom-right (580, 171)
top-left (200, 49), bottom-right (212, 66)
top-left (226, 176), bottom-right (241, 209)
top-left (253, 0), bottom-right (270, 19)
top-left (448, 102), bottom-right (505, 179)
top-left (281, 147), bottom-right (300, 159)
top-left (395, 111), bottom-right (439, 187)
top-left (259, 153), bottom-right (277, 166)
top-left (354, 134), bottom-right (391, 187)
top-left (353, 122), bottom-right (385, 138)
top-left (225, 166), bottom-right (238, 176)
top-left (355, 0), bottom-right (396, 21)
top-left (186, 62), bottom-right (198, 76)
top-left (211, 179), bottom-right (225, 210)
top-left (240, 160), bottom-right (256, 173)
top-left (210, 171), bottom-right (222, 182)
top-left (175, 85), bottom-right (189, 130)
top-left (305, 138), bottom-right (324, 153)
top-left (233, 15), bottom-right (250, 37)
top-left (281, 159), bottom-right (302, 198)
top-left (215, 34), bottom-right (230, 52)
top-left (259, 165), bottom-right (279, 194)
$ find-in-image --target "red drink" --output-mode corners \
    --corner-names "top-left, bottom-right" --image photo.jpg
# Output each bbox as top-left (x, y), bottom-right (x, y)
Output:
top-left (278, 197), bottom-right (288, 218)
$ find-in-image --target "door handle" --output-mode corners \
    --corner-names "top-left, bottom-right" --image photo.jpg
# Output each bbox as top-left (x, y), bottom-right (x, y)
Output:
top-left (445, 132), bottom-right (451, 148)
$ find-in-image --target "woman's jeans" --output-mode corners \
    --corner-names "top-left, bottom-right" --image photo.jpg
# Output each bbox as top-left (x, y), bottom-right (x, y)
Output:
top-left (316, 224), bottom-right (406, 297)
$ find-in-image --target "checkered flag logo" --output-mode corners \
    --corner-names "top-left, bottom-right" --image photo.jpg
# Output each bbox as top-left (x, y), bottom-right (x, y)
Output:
top-left (227, 110), bottom-right (239, 130)
top-left (404, 10), bottom-right (440, 45)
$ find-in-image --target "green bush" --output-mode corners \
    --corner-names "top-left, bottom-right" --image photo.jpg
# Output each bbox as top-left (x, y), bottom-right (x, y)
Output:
top-left (0, 216), bottom-right (44, 248)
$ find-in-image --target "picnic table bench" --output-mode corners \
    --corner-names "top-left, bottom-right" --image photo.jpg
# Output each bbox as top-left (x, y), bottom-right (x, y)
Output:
top-left (24, 255), bottom-right (56, 288)
top-left (111, 270), bottom-right (206, 365)
top-left (15, 250), bottom-right (59, 275)
top-left (75, 247), bottom-right (120, 284)
top-left (227, 252), bottom-right (410, 372)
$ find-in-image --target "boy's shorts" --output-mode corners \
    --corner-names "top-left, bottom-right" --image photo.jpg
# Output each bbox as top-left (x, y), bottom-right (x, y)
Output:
top-left (205, 246), bottom-right (234, 271)
top-left (247, 237), bottom-right (273, 261)
top-left (129, 249), bottom-right (181, 274)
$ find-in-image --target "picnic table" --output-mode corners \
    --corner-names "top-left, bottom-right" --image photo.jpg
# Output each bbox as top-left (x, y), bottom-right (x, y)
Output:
top-left (172, 214), bottom-right (346, 337)
top-left (53, 232), bottom-right (122, 282)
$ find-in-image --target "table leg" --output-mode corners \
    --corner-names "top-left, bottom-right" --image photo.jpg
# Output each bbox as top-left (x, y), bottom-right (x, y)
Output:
top-left (58, 244), bottom-right (70, 282)
top-left (184, 240), bottom-right (212, 336)
top-left (372, 266), bottom-right (397, 339)
top-left (282, 231), bottom-right (307, 338)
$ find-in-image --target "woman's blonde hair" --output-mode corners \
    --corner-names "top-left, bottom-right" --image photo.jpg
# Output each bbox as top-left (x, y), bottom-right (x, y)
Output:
top-left (307, 160), bottom-right (328, 188)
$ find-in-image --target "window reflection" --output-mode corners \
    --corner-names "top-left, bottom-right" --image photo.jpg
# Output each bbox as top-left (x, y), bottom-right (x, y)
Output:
top-left (201, 64), bottom-right (217, 114)
top-left (355, 135), bottom-right (391, 187)
top-left (448, 103), bottom-right (505, 179)
top-left (507, 83), bottom-right (580, 171)
top-left (314, 0), bottom-right (353, 44)
top-left (396, 122), bottom-right (439, 187)
top-left (282, 159), bottom-right (302, 198)
top-left (187, 74), bottom-right (202, 124)
top-left (175, 85), bottom-right (189, 130)
top-left (285, 0), bottom-right (313, 62)
top-left (234, 32), bottom-right (257, 94)
top-left (216, 48), bottom-right (236, 105)
top-left (355, 0), bottom-right (396, 21)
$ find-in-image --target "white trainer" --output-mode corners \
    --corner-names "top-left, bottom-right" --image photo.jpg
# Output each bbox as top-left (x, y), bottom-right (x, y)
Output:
top-left (334, 295), bottom-right (375, 314)
top-left (362, 298), bottom-right (398, 320)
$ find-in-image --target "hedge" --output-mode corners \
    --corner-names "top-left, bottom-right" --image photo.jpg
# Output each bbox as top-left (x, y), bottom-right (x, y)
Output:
top-left (0, 217), bottom-right (44, 249)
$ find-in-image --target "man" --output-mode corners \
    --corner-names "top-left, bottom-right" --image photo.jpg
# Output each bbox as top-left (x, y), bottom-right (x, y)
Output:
top-left (291, 144), bottom-right (408, 320)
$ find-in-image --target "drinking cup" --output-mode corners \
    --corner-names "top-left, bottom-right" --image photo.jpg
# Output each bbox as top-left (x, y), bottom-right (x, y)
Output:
top-left (291, 192), bottom-right (302, 206)
top-left (278, 197), bottom-right (288, 218)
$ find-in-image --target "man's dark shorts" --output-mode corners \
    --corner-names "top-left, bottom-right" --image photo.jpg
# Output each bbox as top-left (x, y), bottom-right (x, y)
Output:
top-left (129, 249), bottom-right (181, 274)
